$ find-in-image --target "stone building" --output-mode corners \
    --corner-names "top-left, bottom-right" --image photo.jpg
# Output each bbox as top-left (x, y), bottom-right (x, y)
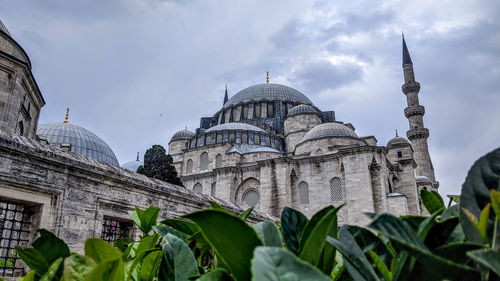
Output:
top-left (169, 37), bottom-right (439, 223)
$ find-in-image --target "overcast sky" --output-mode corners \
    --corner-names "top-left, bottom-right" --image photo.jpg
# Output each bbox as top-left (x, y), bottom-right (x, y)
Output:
top-left (1, 0), bottom-right (499, 198)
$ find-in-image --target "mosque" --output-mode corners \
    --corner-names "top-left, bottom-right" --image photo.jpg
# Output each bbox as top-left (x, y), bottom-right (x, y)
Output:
top-left (0, 18), bottom-right (438, 277)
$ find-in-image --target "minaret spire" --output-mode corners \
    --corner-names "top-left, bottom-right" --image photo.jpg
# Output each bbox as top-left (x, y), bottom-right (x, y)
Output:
top-left (400, 35), bottom-right (437, 188)
top-left (266, 72), bottom-right (269, 84)
top-left (136, 152), bottom-right (139, 161)
top-left (63, 108), bottom-right (70, 124)
top-left (223, 84), bottom-right (228, 105)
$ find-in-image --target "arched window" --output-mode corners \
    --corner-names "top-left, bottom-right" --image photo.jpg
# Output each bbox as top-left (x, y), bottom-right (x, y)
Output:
top-left (316, 149), bottom-right (323, 156)
top-left (193, 183), bottom-right (202, 194)
top-left (298, 181), bottom-right (309, 204)
top-left (243, 190), bottom-right (259, 207)
top-left (267, 103), bottom-right (274, 117)
top-left (199, 152), bottom-right (208, 171)
top-left (186, 159), bottom-right (193, 174)
top-left (254, 103), bottom-right (261, 117)
top-left (215, 154), bottom-right (222, 168)
top-left (211, 183), bottom-right (216, 197)
top-left (330, 177), bottom-right (343, 202)
top-left (16, 121), bottom-right (24, 136)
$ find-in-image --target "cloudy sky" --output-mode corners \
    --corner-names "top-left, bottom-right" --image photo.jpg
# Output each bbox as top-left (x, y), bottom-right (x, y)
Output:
top-left (1, 0), bottom-right (499, 198)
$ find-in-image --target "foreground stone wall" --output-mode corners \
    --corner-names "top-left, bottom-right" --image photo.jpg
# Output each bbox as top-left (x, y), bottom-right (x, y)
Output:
top-left (0, 132), bottom-right (269, 254)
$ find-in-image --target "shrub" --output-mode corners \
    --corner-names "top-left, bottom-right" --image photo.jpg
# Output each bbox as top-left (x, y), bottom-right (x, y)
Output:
top-left (8, 147), bottom-right (500, 281)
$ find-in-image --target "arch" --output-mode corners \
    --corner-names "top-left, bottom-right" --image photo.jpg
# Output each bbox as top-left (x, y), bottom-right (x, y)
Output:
top-left (215, 154), bottom-right (222, 168)
top-left (315, 149), bottom-right (323, 156)
top-left (199, 152), bottom-right (208, 171)
top-left (297, 181), bottom-right (309, 204)
top-left (186, 159), bottom-right (193, 174)
top-left (330, 177), bottom-right (343, 202)
top-left (211, 183), bottom-right (216, 197)
top-left (235, 178), bottom-right (260, 207)
top-left (193, 183), bottom-right (202, 194)
top-left (242, 189), bottom-right (260, 207)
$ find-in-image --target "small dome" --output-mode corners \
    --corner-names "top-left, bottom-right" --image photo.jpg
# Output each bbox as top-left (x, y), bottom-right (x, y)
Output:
top-left (223, 83), bottom-right (313, 109)
top-left (205, 122), bottom-right (266, 133)
top-left (387, 136), bottom-right (410, 148)
top-left (121, 160), bottom-right (144, 172)
top-left (302, 123), bottom-right (358, 142)
top-left (37, 122), bottom-right (119, 166)
top-left (170, 128), bottom-right (195, 142)
top-left (416, 175), bottom-right (431, 183)
top-left (287, 104), bottom-right (318, 117)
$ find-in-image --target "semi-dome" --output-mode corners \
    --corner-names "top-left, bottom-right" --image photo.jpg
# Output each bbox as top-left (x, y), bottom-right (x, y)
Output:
top-left (223, 83), bottom-right (313, 109)
top-left (205, 122), bottom-right (266, 133)
top-left (387, 136), bottom-right (410, 148)
top-left (170, 128), bottom-right (195, 142)
top-left (37, 122), bottom-right (119, 166)
top-left (302, 122), bottom-right (358, 142)
top-left (287, 104), bottom-right (318, 117)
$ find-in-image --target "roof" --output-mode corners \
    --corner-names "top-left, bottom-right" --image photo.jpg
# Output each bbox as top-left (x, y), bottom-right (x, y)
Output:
top-left (287, 104), bottom-right (318, 117)
top-left (37, 122), bottom-right (119, 166)
top-left (302, 122), bottom-right (358, 142)
top-left (402, 36), bottom-right (413, 66)
top-left (223, 83), bottom-right (313, 109)
top-left (0, 20), bottom-right (11, 36)
top-left (121, 160), bottom-right (144, 172)
top-left (387, 136), bottom-right (410, 147)
top-left (205, 122), bottom-right (266, 133)
top-left (228, 144), bottom-right (281, 154)
top-left (170, 128), bottom-right (195, 142)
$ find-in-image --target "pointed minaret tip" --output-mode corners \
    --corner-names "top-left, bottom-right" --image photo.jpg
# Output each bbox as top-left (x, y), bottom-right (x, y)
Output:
top-left (136, 152), bottom-right (140, 161)
top-left (402, 33), bottom-right (413, 66)
top-left (63, 108), bottom-right (70, 124)
top-left (395, 129), bottom-right (398, 137)
top-left (223, 83), bottom-right (229, 105)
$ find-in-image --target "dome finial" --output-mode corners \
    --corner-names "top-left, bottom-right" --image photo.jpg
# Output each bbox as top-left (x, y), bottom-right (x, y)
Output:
top-left (63, 108), bottom-right (70, 124)
top-left (136, 152), bottom-right (140, 161)
top-left (266, 71), bottom-right (269, 84)
top-left (395, 129), bottom-right (398, 137)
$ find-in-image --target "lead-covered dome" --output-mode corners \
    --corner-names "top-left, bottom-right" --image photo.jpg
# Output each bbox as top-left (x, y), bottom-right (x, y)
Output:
top-left (223, 83), bottom-right (313, 109)
top-left (302, 123), bottom-right (358, 142)
top-left (287, 104), bottom-right (318, 117)
top-left (170, 128), bottom-right (195, 143)
top-left (205, 123), bottom-right (266, 133)
top-left (37, 123), bottom-right (119, 166)
top-left (387, 136), bottom-right (410, 148)
top-left (121, 160), bottom-right (144, 172)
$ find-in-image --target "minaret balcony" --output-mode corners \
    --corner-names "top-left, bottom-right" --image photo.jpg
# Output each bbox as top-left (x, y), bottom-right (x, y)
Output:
top-left (404, 105), bottom-right (425, 118)
top-left (402, 82), bottom-right (420, 94)
top-left (406, 128), bottom-right (429, 140)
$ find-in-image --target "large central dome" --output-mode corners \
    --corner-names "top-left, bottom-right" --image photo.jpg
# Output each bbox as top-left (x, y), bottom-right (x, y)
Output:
top-left (223, 83), bottom-right (313, 109)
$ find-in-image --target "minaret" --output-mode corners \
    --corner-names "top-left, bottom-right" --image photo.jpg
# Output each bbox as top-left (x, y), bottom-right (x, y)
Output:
top-left (401, 35), bottom-right (437, 188)
top-left (223, 84), bottom-right (228, 105)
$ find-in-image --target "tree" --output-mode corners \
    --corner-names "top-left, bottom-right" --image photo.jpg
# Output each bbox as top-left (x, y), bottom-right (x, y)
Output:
top-left (138, 144), bottom-right (183, 186)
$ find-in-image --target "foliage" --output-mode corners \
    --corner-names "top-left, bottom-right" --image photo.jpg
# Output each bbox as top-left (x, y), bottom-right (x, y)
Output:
top-left (12, 147), bottom-right (500, 281)
top-left (137, 144), bottom-right (183, 186)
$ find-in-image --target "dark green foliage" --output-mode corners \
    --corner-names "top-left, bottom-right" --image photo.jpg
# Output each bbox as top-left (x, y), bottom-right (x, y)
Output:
top-left (12, 147), bottom-right (500, 281)
top-left (138, 144), bottom-right (183, 186)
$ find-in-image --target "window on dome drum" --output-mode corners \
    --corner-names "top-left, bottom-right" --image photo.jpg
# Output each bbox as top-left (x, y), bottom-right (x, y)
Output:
top-left (199, 152), bottom-right (208, 170)
top-left (267, 103), bottom-right (274, 117)
top-left (236, 132), bottom-right (242, 144)
top-left (101, 217), bottom-right (133, 244)
top-left (242, 132), bottom-right (248, 144)
top-left (229, 109), bottom-right (234, 122)
top-left (223, 131), bottom-right (229, 142)
top-left (215, 154), bottom-right (222, 168)
top-left (243, 105), bottom-right (249, 119)
top-left (211, 183), bottom-right (216, 197)
top-left (186, 159), bottom-right (193, 174)
top-left (193, 183), bottom-right (202, 194)
top-left (254, 134), bottom-right (260, 145)
top-left (397, 151), bottom-right (403, 158)
top-left (316, 149), bottom-right (323, 156)
top-left (330, 177), bottom-right (343, 202)
top-left (298, 181), bottom-right (309, 204)
top-left (254, 103), bottom-right (261, 118)
top-left (0, 199), bottom-right (34, 277)
top-left (243, 190), bottom-right (259, 207)
top-left (232, 108), bottom-right (239, 121)
top-left (248, 132), bottom-right (254, 144)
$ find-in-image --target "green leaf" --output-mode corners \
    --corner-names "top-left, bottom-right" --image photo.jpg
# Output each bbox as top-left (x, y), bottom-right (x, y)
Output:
top-left (253, 221), bottom-right (282, 247)
top-left (140, 250), bottom-right (162, 281)
top-left (208, 201), bottom-right (224, 210)
top-left (326, 228), bottom-right (380, 281)
top-left (368, 250), bottom-right (392, 281)
top-left (183, 209), bottom-right (262, 281)
top-left (238, 207), bottom-right (254, 221)
top-left (15, 247), bottom-right (50, 277)
top-left (129, 205), bottom-right (161, 235)
top-left (478, 203), bottom-right (491, 243)
top-left (400, 215), bottom-right (427, 231)
top-left (161, 219), bottom-right (199, 236)
top-left (491, 189), bottom-right (500, 219)
top-left (299, 205), bottom-right (335, 248)
top-left (251, 246), bottom-right (331, 281)
top-left (417, 209), bottom-right (441, 241)
top-left (299, 205), bottom-right (340, 270)
top-left (467, 249), bottom-right (500, 276)
top-left (39, 257), bottom-right (63, 281)
top-left (331, 252), bottom-right (345, 281)
top-left (158, 233), bottom-right (199, 281)
top-left (32, 229), bottom-right (70, 265)
top-left (345, 225), bottom-right (393, 267)
top-left (86, 258), bottom-right (125, 281)
top-left (84, 238), bottom-right (122, 264)
top-left (153, 225), bottom-right (187, 240)
top-left (136, 234), bottom-right (160, 255)
top-left (61, 253), bottom-right (96, 281)
top-left (280, 207), bottom-right (308, 255)
top-left (459, 147), bottom-right (500, 244)
top-left (420, 189), bottom-right (445, 215)
top-left (432, 242), bottom-right (484, 264)
top-left (441, 204), bottom-right (460, 221)
top-left (196, 269), bottom-right (232, 281)
top-left (368, 214), bottom-right (481, 280)
top-left (16, 270), bottom-right (36, 281)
